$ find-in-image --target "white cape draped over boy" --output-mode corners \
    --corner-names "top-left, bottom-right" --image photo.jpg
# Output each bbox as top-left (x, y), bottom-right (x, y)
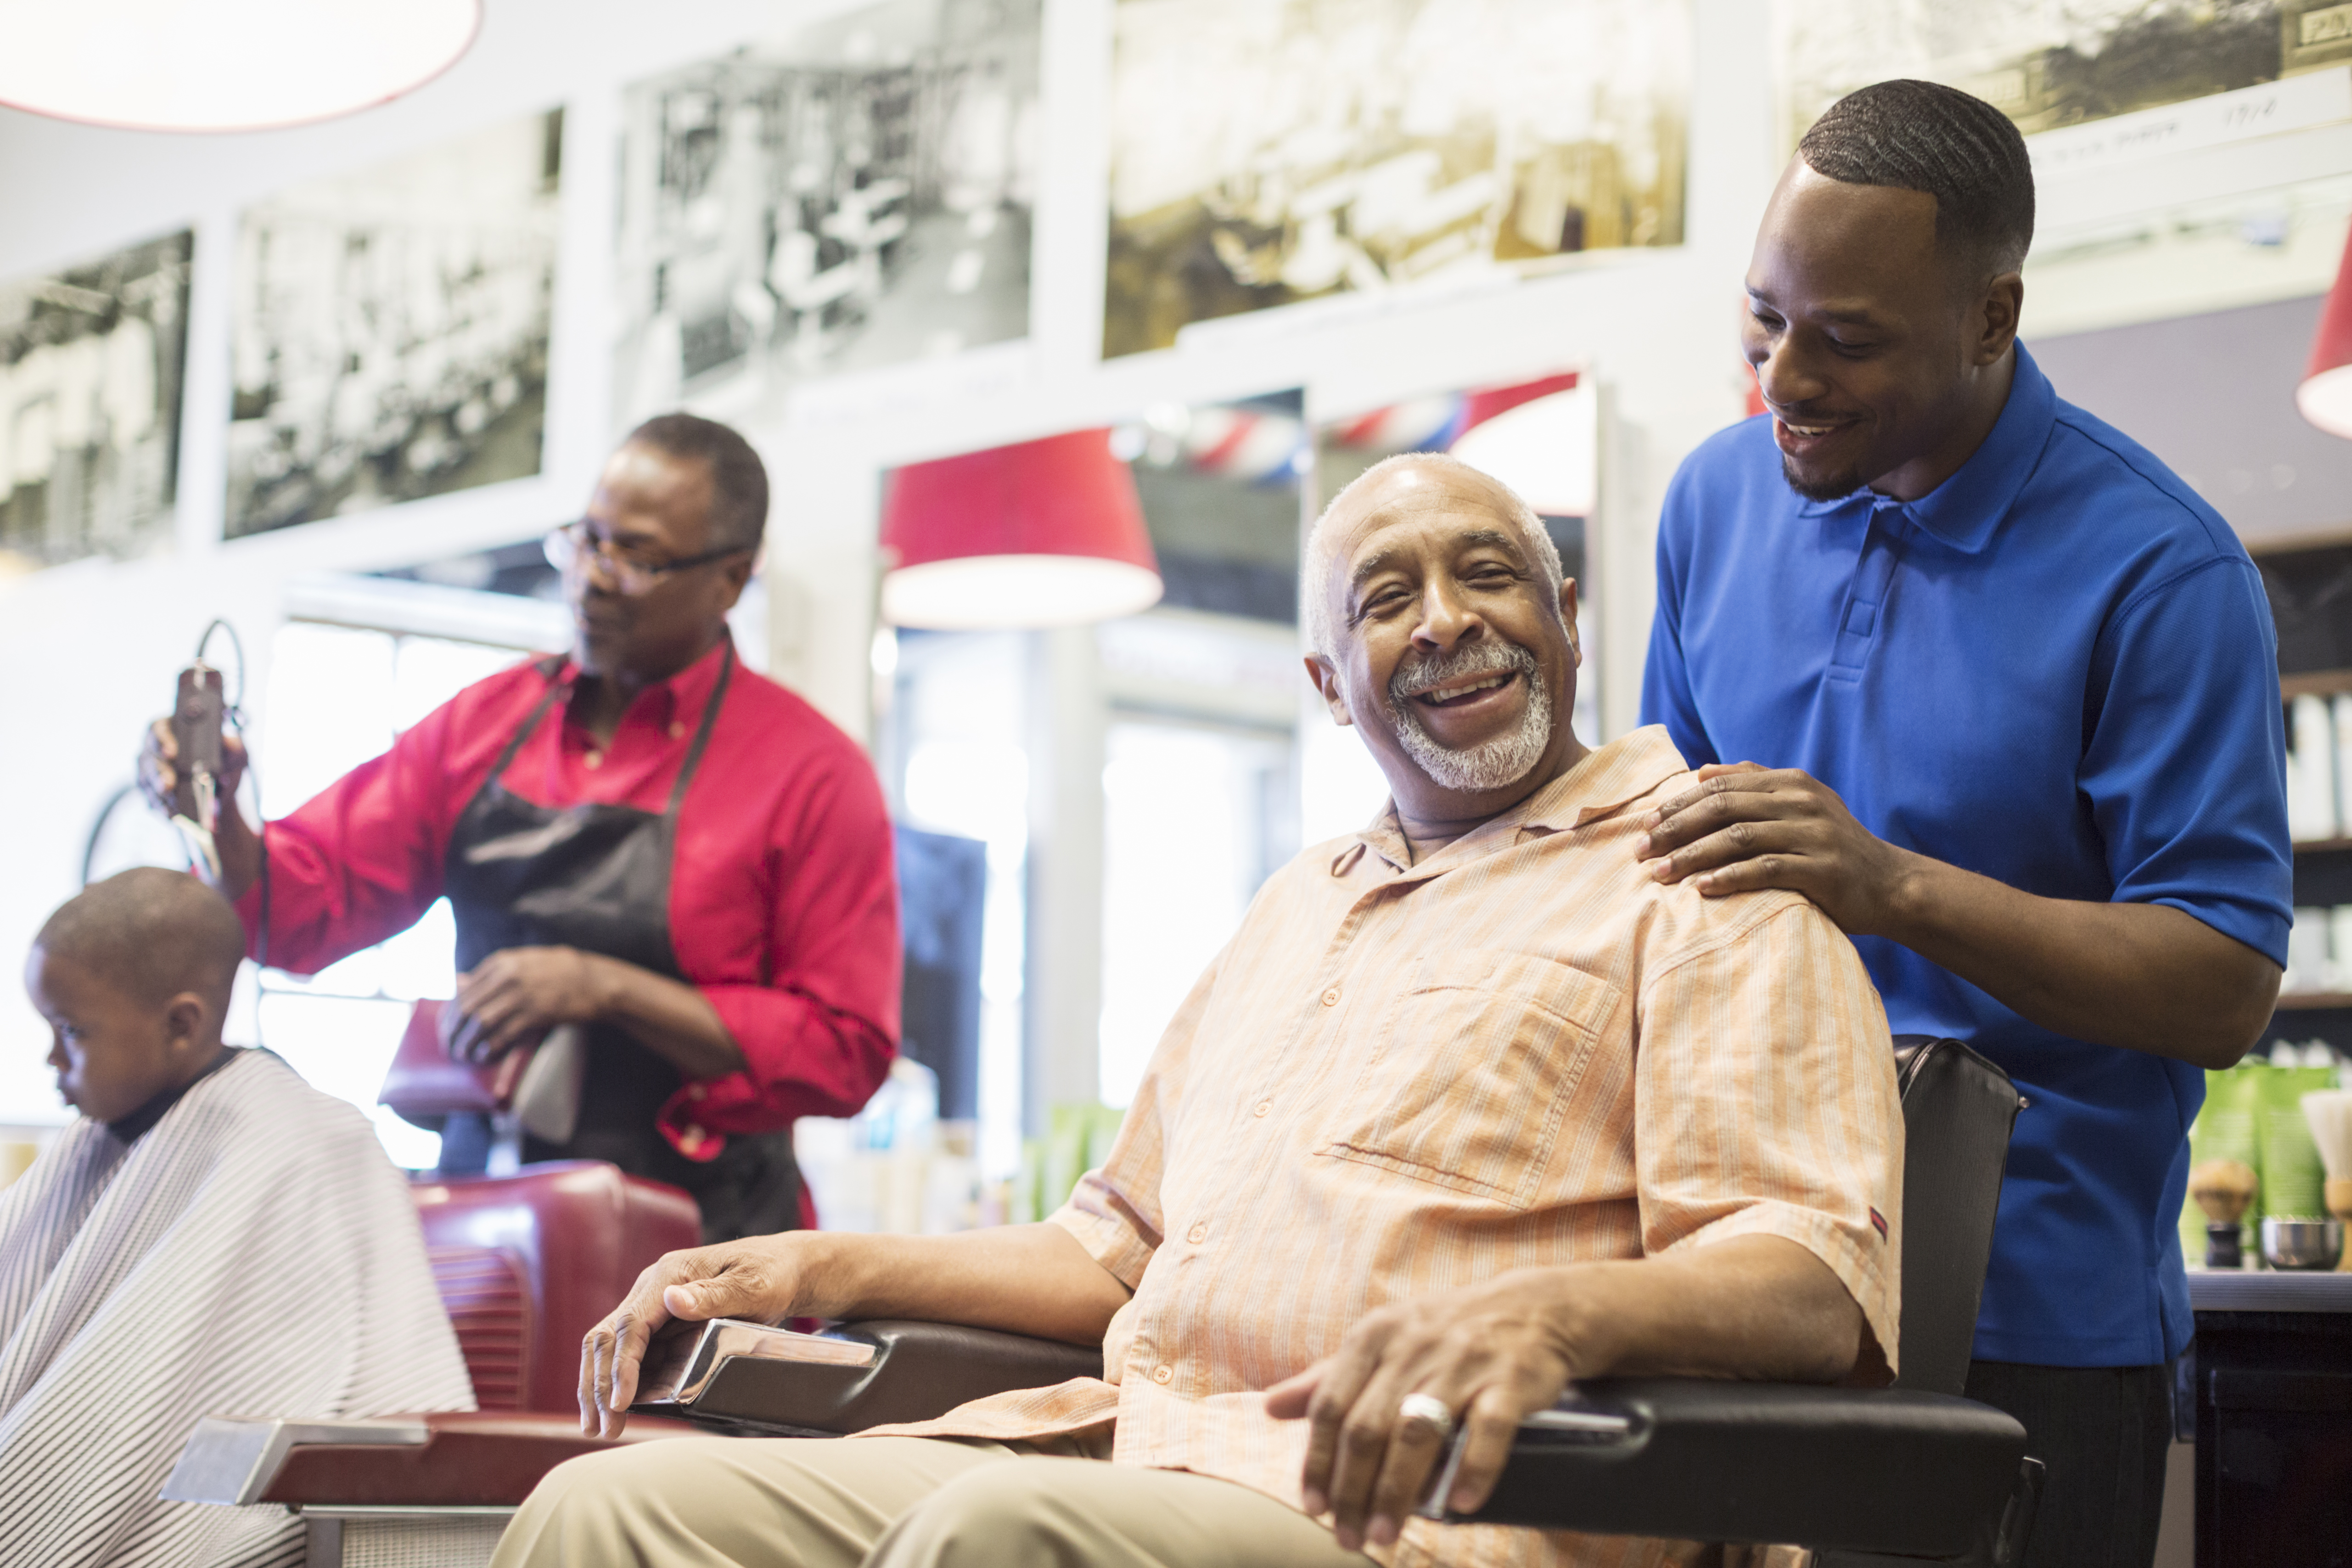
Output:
top-left (0, 1048), bottom-right (474, 1568)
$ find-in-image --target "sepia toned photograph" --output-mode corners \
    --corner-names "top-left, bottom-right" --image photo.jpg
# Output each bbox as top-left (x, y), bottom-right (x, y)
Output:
top-left (613, 0), bottom-right (1040, 432)
top-left (0, 230), bottom-right (191, 572)
top-left (226, 110), bottom-right (562, 539)
top-left (1102, 0), bottom-right (1689, 359)
top-left (1776, 0), bottom-right (2349, 147)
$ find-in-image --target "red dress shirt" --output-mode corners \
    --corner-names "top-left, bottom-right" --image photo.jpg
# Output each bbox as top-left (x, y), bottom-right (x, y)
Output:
top-left (236, 638), bottom-right (900, 1168)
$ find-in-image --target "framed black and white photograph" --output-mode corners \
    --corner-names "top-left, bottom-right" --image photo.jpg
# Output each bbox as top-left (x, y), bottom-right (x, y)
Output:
top-left (226, 109), bottom-right (563, 539)
top-left (613, 0), bottom-right (1040, 431)
top-left (1102, 0), bottom-right (1690, 359)
top-left (1776, 0), bottom-right (2352, 146)
top-left (0, 230), bottom-right (191, 573)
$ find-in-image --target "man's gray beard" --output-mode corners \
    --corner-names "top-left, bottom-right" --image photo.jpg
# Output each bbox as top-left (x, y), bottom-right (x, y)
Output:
top-left (1383, 640), bottom-right (1552, 792)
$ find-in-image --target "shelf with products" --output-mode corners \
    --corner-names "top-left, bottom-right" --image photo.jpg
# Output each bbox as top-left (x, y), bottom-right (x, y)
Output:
top-left (2267, 534), bottom-right (2352, 850)
top-left (2275, 993), bottom-right (2352, 1012)
top-left (2283, 669), bottom-right (2352, 701)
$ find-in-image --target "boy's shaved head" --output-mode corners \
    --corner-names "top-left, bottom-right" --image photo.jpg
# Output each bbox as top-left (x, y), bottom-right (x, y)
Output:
top-left (36, 869), bottom-right (245, 1013)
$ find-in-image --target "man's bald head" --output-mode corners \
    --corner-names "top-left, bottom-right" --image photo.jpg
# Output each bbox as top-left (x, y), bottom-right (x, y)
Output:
top-left (36, 869), bottom-right (244, 1014)
top-left (1303, 453), bottom-right (1564, 659)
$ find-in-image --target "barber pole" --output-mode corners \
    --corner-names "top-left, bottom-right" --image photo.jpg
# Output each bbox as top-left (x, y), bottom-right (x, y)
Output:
top-left (1327, 371), bottom-right (1580, 455)
top-left (1180, 406), bottom-right (1309, 485)
top-left (1325, 394), bottom-right (1465, 454)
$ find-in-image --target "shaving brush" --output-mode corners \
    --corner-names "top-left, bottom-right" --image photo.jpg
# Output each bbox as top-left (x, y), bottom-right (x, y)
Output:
top-left (2301, 1090), bottom-right (2352, 1272)
top-left (2189, 1158), bottom-right (2259, 1269)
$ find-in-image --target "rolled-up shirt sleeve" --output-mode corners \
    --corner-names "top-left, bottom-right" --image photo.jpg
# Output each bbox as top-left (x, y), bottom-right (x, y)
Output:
top-left (658, 747), bottom-right (901, 1143)
top-left (1634, 894), bottom-right (1905, 1379)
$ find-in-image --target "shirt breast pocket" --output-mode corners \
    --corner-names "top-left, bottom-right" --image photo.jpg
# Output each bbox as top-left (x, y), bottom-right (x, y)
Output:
top-left (1316, 949), bottom-right (1616, 1209)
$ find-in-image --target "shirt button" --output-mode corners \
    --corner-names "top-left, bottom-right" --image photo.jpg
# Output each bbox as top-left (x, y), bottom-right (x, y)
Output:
top-left (688, 1085), bottom-right (707, 1101)
top-left (584, 752), bottom-right (604, 770)
top-left (1321, 988), bottom-right (1341, 1006)
top-left (1186, 1221), bottom-right (1207, 1244)
top-left (669, 721), bottom-right (687, 739)
top-left (1151, 1364), bottom-right (1173, 1385)
top-left (1253, 1101), bottom-right (1271, 1118)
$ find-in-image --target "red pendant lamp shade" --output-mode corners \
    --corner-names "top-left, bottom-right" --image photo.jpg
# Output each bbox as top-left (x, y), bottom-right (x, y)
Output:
top-left (879, 429), bottom-right (1162, 629)
top-left (2300, 225), bottom-right (2352, 440)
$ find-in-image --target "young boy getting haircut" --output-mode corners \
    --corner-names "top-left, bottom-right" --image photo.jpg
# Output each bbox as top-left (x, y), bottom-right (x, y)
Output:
top-left (0, 868), bottom-right (473, 1568)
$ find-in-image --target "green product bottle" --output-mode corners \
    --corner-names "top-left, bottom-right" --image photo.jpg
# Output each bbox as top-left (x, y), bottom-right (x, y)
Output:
top-left (2257, 1064), bottom-right (2337, 1220)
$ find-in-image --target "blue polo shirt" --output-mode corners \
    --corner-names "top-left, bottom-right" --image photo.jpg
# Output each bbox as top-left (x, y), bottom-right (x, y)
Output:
top-left (1642, 344), bottom-right (2291, 1368)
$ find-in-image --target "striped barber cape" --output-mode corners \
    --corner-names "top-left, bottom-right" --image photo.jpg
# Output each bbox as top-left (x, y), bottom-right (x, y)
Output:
top-left (0, 1047), bottom-right (474, 1567)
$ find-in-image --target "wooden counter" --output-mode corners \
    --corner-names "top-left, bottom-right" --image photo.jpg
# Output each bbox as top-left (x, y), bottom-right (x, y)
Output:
top-left (2187, 1268), bottom-right (2352, 1312)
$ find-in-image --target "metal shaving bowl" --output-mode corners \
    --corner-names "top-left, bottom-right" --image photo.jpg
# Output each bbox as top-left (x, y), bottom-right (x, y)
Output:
top-left (2259, 1218), bottom-right (2344, 1270)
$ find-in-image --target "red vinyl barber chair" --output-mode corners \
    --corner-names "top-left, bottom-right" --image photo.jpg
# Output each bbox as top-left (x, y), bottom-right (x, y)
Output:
top-left (163, 1158), bottom-right (702, 1567)
top-left (416, 1160), bottom-right (701, 1414)
top-left (383, 998), bottom-right (706, 1412)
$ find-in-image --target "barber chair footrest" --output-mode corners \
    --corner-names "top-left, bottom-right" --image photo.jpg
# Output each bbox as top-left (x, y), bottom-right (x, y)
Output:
top-left (163, 1410), bottom-right (695, 1509)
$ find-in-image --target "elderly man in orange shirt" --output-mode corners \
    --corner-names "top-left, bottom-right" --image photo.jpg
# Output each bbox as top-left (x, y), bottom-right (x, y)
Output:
top-left (494, 453), bottom-right (1905, 1568)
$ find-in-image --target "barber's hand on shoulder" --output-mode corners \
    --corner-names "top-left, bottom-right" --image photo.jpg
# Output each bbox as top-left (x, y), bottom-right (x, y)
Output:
top-left (579, 1233), bottom-right (822, 1438)
top-left (1634, 762), bottom-right (1919, 936)
top-left (445, 946), bottom-right (612, 1064)
top-left (1266, 1271), bottom-right (1586, 1553)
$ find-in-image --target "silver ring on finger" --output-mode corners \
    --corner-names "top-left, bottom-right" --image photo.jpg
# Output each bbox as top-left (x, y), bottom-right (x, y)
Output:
top-left (1398, 1391), bottom-right (1454, 1443)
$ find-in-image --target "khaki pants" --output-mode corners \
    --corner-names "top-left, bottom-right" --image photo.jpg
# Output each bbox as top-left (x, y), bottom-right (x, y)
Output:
top-left (489, 1434), bottom-right (1378, 1568)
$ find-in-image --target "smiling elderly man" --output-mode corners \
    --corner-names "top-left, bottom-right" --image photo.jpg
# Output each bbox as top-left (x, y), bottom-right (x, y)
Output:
top-left (491, 454), bottom-right (1905, 1568)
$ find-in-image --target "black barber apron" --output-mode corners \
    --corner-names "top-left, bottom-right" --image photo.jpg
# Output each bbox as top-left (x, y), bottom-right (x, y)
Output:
top-left (437, 644), bottom-right (800, 1243)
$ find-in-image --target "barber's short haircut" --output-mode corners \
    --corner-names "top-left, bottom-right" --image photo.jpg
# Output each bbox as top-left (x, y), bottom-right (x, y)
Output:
top-left (1302, 451), bottom-right (1565, 659)
top-left (35, 868), bottom-right (246, 1012)
top-left (1797, 79), bottom-right (2035, 280)
top-left (624, 412), bottom-right (771, 554)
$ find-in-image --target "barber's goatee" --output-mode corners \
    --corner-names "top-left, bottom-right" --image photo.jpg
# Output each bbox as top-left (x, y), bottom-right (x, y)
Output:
top-left (1779, 455), bottom-right (1865, 504)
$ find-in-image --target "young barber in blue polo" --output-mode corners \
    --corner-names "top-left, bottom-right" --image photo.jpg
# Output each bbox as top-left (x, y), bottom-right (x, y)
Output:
top-left (1638, 82), bottom-right (2290, 1568)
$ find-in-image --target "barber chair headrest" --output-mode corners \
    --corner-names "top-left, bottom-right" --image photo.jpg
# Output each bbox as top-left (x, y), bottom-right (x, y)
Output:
top-left (382, 999), bottom-right (503, 1121)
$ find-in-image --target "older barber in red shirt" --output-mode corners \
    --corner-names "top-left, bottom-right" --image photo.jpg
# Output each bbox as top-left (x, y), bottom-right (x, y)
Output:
top-left (143, 414), bottom-right (898, 1242)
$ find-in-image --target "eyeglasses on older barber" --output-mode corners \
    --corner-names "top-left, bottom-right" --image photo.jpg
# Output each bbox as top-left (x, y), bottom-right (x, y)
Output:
top-left (543, 521), bottom-right (748, 597)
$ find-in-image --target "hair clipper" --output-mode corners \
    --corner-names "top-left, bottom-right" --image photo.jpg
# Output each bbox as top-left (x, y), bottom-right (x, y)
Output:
top-left (171, 661), bottom-right (226, 881)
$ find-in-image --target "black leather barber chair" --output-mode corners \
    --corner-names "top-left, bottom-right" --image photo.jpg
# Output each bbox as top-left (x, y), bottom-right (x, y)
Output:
top-left (1449, 1036), bottom-right (2038, 1566)
top-left (166, 1037), bottom-right (2030, 1568)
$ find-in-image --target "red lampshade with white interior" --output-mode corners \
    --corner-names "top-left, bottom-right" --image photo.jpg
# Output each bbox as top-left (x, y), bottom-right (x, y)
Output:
top-left (2300, 226), bottom-right (2352, 440)
top-left (879, 429), bottom-right (1162, 630)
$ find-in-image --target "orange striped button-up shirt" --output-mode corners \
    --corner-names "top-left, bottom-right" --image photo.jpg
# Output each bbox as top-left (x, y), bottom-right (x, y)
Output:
top-left (873, 727), bottom-right (1903, 1568)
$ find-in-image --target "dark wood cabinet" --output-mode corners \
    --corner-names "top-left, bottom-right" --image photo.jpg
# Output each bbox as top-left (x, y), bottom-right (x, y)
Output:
top-left (2187, 1272), bottom-right (2352, 1568)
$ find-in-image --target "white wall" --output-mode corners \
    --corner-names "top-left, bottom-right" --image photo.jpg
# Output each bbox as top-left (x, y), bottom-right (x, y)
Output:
top-left (5, 0), bottom-right (2340, 1123)
top-left (0, 0), bottom-right (1785, 1121)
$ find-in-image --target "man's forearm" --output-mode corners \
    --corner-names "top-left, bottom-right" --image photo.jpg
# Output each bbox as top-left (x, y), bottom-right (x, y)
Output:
top-left (590, 957), bottom-right (748, 1081)
top-left (1878, 851), bottom-right (2279, 1070)
top-left (1638, 766), bottom-right (2281, 1070)
top-left (797, 1222), bottom-right (1132, 1346)
top-left (213, 809), bottom-right (263, 905)
top-left (1555, 1235), bottom-right (1864, 1383)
